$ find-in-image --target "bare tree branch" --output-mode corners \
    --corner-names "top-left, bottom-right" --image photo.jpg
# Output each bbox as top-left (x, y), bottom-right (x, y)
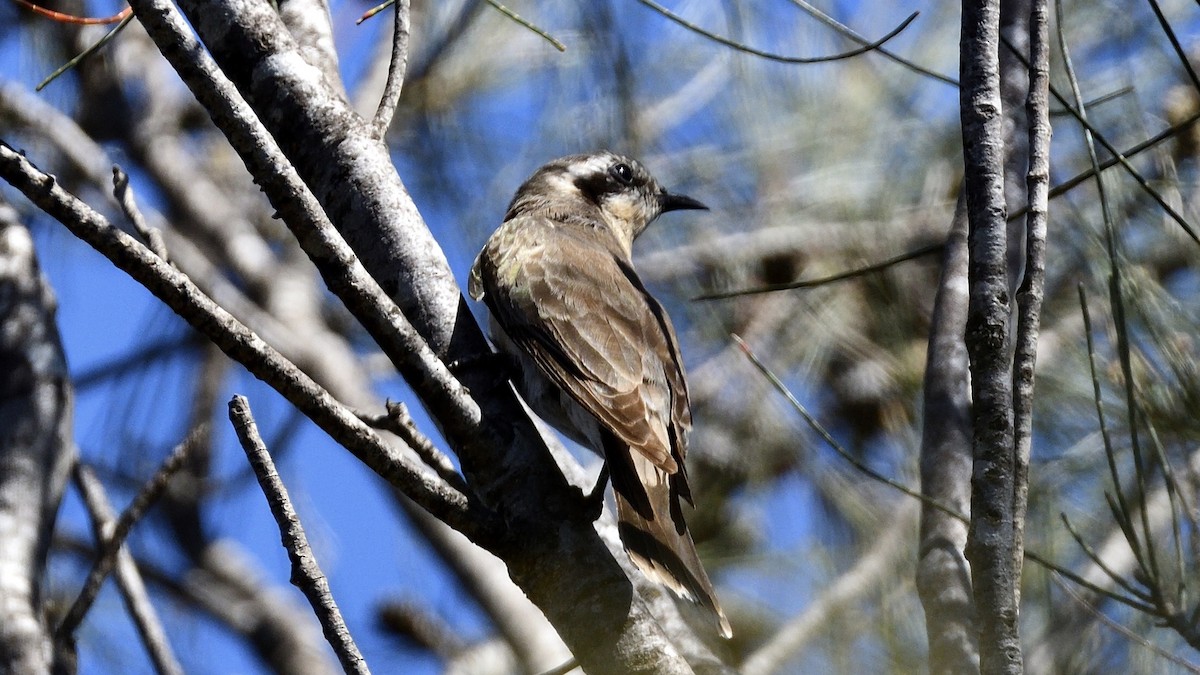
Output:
top-left (124, 0), bottom-right (487, 448)
top-left (149, 0), bottom-right (712, 668)
top-left (229, 395), bottom-right (369, 675)
top-left (278, 0), bottom-right (344, 98)
top-left (55, 427), bottom-right (199, 645)
top-left (370, 0), bottom-right (410, 138)
top-left (918, 200), bottom-right (979, 675)
top-left (959, 0), bottom-right (1022, 671)
top-left (1010, 0), bottom-right (1051, 601)
top-left (0, 200), bottom-right (74, 674)
top-left (73, 462), bottom-right (183, 675)
top-left (636, 1), bottom-right (920, 64)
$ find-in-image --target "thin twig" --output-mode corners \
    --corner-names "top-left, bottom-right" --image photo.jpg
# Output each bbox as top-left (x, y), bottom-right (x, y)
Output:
top-left (696, 105), bottom-right (1200, 286)
top-left (74, 335), bottom-right (197, 390)
top-left (112, 166), bottom-right (169, 261)
top-left (12, 0), bottom-right (129, 24)
top-left (1034, 108), bottom-right (1200, 212)
top-left (370, 0), bottom-right (410, 139)
top-left (360, 0), bottom-right (565, 52)
top-left (483, 0), bottom-right (566, 51)
top-left (1145, 0), bottom-right (1200, 99)
top-left (358, 401), bottom-right (468, 495)
top-left (1049, 87), bottom-right (1134, 115)
top-left (1142, 420), bottom-right (1188, 610)
top-left (733, 334), bottom-right (962, 521)
top-left (535, 659), bottom-right (580, 675)
top-left (1003, 34), bottom-right (1200, 246)
top-left (229, 395), bottom-right (370, 675)
top-left (694, 242), bottom-right (942, 300)
top-left (1024, 549), bottom-right (1157, 614)
top-left (786, 0), bottom-right (956, 86)
top-left (734, 332), bottom-right (1156, 615)
top-left (72, 462), bottom-right (183, 675)
top-left (1078, 285), bottom-right (1150, 575)
top-left (357, 0), bottom-right (390, 24)
top-left (1056, 5), bottom-right (1164, 592)
top-left (1010, 0), bottom-right (1051, 599)
top-left (1052, 571), bottom-right (1200, 673)
top-left (37, 13), bottom-right (135, 91)
top-left (697, 95), bottom-right (1200, 300)
top-left (1059, 513), bottom-right (1155, 604)
top-left (638, 0), bottom-right (919, 64)
top-left (56, 427), bottom-right (203, 641)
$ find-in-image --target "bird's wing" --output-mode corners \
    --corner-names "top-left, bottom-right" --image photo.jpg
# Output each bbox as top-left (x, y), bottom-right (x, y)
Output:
top-left (477, 217), bottom-right (691, 475)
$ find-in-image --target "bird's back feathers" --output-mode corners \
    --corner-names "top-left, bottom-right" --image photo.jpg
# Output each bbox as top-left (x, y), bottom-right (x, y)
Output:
top-left (470, 152), bottom-right (729, 637)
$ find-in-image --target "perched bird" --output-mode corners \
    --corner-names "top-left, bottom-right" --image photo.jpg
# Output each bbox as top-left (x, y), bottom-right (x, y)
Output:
top-left (469, 151), bottom-right (731, 638)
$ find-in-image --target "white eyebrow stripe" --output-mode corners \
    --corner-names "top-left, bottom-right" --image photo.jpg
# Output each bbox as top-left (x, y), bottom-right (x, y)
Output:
top-left (566, 155), bottom-right (614, 178)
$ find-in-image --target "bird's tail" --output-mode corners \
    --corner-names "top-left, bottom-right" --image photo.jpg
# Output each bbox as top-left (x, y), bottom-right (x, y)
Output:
top-left (606, 436), bottom-right (732, 639)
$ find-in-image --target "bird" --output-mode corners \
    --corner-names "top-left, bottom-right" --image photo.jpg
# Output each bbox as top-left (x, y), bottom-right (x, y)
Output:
top-left (468, 151), bottom-right (731, 638)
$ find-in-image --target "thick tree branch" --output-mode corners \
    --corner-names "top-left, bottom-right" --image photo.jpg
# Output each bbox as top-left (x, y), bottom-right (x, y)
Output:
top-left (278, 0), bottom-right (343, 95)
top-left (0, 201), bottom-right (74, 674)
top-left (960, 0), bottom-right (1022, 673)
top-left (123, 0), bottom-right (487, 449)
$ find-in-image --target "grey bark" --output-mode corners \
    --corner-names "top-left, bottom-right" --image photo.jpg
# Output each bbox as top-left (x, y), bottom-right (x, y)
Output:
top-left (1010, 0), bottom-right (1050, 603)
top-left (920, 0), bottom-right (1040, 671)
top-left (919, 198), bottom-right (979, 675)
top-left (0, 201), bottom-right (74, 674)
top-left (394, 496), bottom-right (573, 672)
top-left (960, 0), bottom-right (1023, 673)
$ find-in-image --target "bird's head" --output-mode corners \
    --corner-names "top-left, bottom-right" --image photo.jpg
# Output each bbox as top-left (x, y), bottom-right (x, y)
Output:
top-left (506, 151), bottom-right (707, 253)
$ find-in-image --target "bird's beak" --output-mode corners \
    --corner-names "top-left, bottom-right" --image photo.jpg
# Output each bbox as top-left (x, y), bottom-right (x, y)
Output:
top-left (660, 191), bottom-right (708, 213)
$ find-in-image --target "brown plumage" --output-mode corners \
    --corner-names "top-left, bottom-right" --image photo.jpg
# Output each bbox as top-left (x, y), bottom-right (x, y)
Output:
top-left (469, 151), bottom-right (731, 638)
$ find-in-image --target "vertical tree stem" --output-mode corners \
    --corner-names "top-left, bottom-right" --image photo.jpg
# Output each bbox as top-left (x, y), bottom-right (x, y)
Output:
top-left (960, 0), bottom-right (1023, 672)
top-left (1010, 0), bottom-right (1050, 601)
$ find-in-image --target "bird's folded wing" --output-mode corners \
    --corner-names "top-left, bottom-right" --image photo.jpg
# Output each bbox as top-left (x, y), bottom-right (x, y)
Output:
top-left (481, 221), bottom-right (690, 475)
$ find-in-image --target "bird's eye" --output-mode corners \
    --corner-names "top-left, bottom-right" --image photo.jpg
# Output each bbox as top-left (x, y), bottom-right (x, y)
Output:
top-left (610, 163), bottom-right (635, 185)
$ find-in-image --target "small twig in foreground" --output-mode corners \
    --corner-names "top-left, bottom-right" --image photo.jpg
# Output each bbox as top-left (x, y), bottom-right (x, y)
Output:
top-left (229, 395), bottom-right (369, 675)
top-left (37, 13), bottom-right (135, 91)
top-left (370, 0), bottom-right (410, 139)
